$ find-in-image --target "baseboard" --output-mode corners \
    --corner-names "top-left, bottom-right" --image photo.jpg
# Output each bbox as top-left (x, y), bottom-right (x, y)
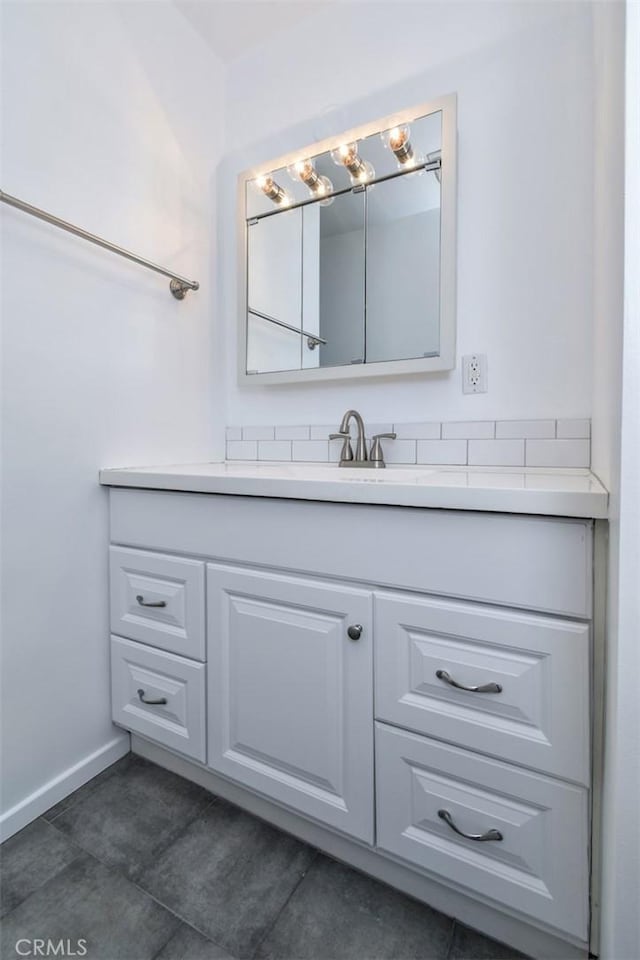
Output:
top-left (0, 731), bottom-right (130, 842)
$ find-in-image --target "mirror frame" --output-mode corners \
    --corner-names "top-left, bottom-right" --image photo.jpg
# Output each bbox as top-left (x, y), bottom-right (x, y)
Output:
top-left (237, 93), bottom-right (457, 385)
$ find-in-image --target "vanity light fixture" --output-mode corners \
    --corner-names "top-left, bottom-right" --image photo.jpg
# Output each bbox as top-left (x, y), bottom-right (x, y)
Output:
top-left (287, 159), bottom-right (334, 204)
top-left (330, 142), bottom-right (375, 184)
top-left (381, 124), bottom-right (420, 169)
top-left (255, 174), bottom-right (291, 207)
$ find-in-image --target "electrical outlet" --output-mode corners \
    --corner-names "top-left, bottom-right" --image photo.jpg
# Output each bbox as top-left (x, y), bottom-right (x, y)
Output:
top-left (462, 354), bottom-right (487, 394)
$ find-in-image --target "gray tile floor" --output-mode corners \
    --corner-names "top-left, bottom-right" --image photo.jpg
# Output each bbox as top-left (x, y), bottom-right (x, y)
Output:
top-left (1, 754), bottom-right (528, 960)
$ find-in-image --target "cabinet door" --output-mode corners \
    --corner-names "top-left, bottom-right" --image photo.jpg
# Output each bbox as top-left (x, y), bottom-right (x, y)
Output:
top-left (207, 564), bottom-right (373, 842)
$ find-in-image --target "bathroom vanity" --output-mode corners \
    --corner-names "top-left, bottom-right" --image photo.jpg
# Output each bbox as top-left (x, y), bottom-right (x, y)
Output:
top-left (100, 462), bottom-right (607, 960)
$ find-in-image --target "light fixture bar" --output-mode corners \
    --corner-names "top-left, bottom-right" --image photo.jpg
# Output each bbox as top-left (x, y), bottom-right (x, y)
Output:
top-left (246, 157), bottom-right (441, 224)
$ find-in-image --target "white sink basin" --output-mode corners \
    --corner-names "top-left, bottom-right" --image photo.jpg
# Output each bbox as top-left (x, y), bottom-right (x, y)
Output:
top-left (251, 462), bottom-right (437, 483)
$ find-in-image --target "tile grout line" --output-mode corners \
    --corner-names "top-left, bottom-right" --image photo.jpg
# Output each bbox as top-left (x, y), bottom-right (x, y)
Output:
top-left (127, 867), bottom-right (229, 958)
top-left (145, 895), bottom-right (233, 960)
top-left (45, 788), bottom-right (220, 887)
top-left (149, 922), bottom-right (184, 960)
top-left (0, 825), bottom-right (88, 923)
top-left (249, 848), bottom-right (322, 959)
top-left (46, 815), bottom-right (233, 959)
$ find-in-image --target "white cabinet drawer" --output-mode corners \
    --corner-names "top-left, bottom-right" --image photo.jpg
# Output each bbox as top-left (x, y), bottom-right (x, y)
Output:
top-left (110, 546), bottom-right (205, 660)
top-left (111, 635), bottom-right (205, 762)
top-left (374, 592), bottom-right (590, 784)
top-left (375, 723), bottom-right (589, 940)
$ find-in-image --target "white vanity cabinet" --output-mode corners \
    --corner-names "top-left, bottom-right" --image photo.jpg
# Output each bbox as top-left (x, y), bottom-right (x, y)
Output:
top-left (105, 488), bottom-right (597, 960)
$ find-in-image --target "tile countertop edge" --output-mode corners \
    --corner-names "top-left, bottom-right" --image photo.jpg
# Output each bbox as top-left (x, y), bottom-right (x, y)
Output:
top-left (98, 465), bottom-right (609, 520)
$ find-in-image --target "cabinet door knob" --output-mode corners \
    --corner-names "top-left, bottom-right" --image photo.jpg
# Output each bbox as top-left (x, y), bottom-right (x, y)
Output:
top-left (136, 594), bottom-right (167, 608)
top-left (347, 624), bottom-right (363, 640)
top-left (137, 688), bottom-right (168, 706)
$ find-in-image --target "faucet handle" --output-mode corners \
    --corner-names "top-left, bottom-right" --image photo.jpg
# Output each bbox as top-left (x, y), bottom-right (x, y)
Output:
top-left (370, 432), bottom-right (396, 465)
top-left (329, 432), bottom-right (354, 463)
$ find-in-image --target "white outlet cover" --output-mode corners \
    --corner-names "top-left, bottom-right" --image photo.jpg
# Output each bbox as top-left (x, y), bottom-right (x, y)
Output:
top-left (462, 354), bottom-right (488, 394)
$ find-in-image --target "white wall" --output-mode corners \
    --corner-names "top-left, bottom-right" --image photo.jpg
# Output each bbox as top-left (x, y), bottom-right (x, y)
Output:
top-left (221, 1), bottom-right (597, 428)
top-left (0, 1), bottom-right (225, 837)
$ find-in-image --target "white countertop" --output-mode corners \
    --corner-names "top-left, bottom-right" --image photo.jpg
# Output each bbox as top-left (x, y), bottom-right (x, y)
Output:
top-left (99, 461), bottom-right (608, 519)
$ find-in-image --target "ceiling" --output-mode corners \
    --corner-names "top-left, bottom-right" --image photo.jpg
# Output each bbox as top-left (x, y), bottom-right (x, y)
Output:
top-left (174, 1), bottom-right (327, 63)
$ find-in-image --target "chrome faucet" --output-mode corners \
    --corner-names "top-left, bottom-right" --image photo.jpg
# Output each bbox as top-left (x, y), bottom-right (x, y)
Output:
top-left (330, 410), bottom-right (396, 468)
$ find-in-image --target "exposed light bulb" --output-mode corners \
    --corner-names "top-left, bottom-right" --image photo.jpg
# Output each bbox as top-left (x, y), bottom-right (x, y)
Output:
top-left (287, 158), bottom-right (334, 204)
top-left (255, 173), bottom-right (290, 207)
top-left (330, 142), bottom-right (375, 185)
top-left (391, 127), bottom-right (407, 149)
top-left (382, 124), bottom-right (417, 168)
top-left (297, 160), bottom-right (313, 177)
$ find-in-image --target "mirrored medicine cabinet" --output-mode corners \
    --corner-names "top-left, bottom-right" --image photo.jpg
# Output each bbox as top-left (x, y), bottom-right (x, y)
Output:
top-left (238, 94), bottom-right (456, 384)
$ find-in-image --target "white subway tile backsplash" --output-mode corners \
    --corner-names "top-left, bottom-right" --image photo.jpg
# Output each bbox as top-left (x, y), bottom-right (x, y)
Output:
top-left (468, 439), bottom-right (525, 466)
top-left (526, 439), bottom-right (590, 467)
top-left (258, 440), bottom-right (292, 461)
top-left (227, 440), bottom-right (258, 460)
top-left (274, 425), bottom-right (310, 440)
top-left (381, 440), bottom-right (417, 464)
top-left (495, 420), bottom-right (555, 439)
top-left (292, 440), bottom-right (329, 462)
top-left (310, 424), bottom-right (339, 440)
top-left (442, 421), bottom-right (495, 439)
top-left (393, 422), bottom-right (441, 439)
top-left (242, 426), bottom-right (275, 441)
top-left (226, 420), bottom-right (591, 468)
top-left (417, 439), bottom-right (467, 465)
top-left (365, 423), bottom-right (394, 437)
top-left (556, 419), bottom-right (591, 439)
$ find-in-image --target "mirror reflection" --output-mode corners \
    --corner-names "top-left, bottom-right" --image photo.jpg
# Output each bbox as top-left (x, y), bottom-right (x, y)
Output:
top-left (245, 107), bottom-right (445, 377)
top-left (365, 171), bottom-right (440, 363)
top-left (316, 190), bottom-right (365, 368)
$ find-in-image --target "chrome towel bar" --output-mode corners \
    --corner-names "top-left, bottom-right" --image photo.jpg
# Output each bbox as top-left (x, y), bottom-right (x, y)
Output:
top-left (0, 189), bottom-right (199, 300)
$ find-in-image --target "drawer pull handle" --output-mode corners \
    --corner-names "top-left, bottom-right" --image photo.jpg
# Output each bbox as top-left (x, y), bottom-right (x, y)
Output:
top-left (438, 809), bottom-right (503, 842)
top-left (136, 595), bottom-right (167, 608)
top-left (436, 669), bottom-right (502, 694)
top-left (347, 624), bottom-right (363, 641)
top-left (137, 688), bottom-right (168, 706)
